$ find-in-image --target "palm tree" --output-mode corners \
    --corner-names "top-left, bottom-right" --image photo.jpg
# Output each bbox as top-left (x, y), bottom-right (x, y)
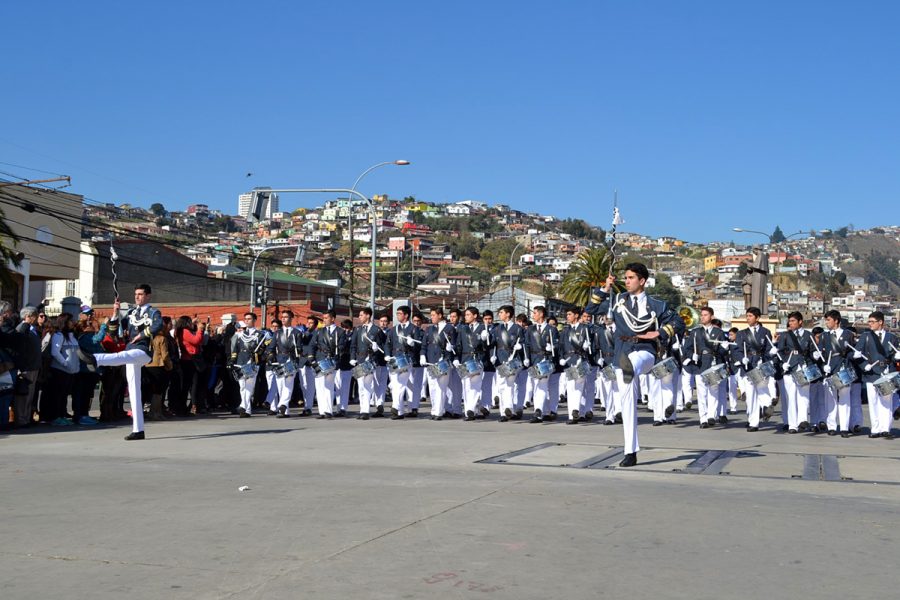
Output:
top-left (560, 247), bottom-right (617, 307)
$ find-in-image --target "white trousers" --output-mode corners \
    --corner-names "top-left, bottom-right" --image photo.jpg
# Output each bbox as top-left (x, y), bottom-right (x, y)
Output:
top-left (866, 382), bottom-right (894, 435)
top-left (582, 366), bottom-right (597, 414)
top-left (565, 375), bottom-right (586, 415)
top-left (409, 367), bottom-right (425, 409)
top-left (462, 373), bottom-right (483, 415)
top-left (781, 375), bottom-right (810, 430)
top-left (742, 375), bottom-right (771, 428)
top-left (615, 351), bottom-right (655, 455)
top-left (314, 371), bottom-right (335, 415)
top-left (529, 373), bottom-right (560, 414)
top-left (265, 368), bottom-right (279, 406)
top-left (238, 374), bottom-right (257, 415)
top-left (546, 373), bottom-right (561, 414)
top-left (425, 371), bottom-right (449, 416)
top-left (696, 376), bottom-right (721, 424)
top-left (357, 374), bottom-right (375, 413)
top-left (496, 374), bottom-right (516, 414)
top-left (274, 373), bottom-right (295, 413)
top-left (95, 349), bottom-right (151, 433)
top-left (374, 366), bottom-right (388, 406)
top-left (334, 370), bottom-right (352, 411)
top-left (514, 369), bottom-right (529, 411)
top-left (649, 372), bottom-right (678, 423)
top-left (727, 374), bottom-right (740, 411)
top-left (299, 366), bottom-right (316, 411)
top-left (824, 382), bottom-right (851, 432)
top-left (389, 369), bottom-right (412, 414)
top-left (480, 373), bottom-right (494, 410)
top-left (681, 371), bottom-right (697, 408)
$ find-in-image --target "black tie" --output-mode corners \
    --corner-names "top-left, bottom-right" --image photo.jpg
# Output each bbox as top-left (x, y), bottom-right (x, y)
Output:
top-left (629, 296), bottom-right (638, 315)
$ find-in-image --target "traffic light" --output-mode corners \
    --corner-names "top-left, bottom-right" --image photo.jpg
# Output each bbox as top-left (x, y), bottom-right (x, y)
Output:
top-left (254, 283), bottom-right (266, 306)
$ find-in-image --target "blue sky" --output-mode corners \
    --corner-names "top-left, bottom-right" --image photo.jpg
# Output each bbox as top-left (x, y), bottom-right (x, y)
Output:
top-left (2, 1), bottom-right (898, 242)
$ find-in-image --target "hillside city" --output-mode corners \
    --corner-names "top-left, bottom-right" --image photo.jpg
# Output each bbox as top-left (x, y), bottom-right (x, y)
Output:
top-left (5, 183), bottom-right (885, 330)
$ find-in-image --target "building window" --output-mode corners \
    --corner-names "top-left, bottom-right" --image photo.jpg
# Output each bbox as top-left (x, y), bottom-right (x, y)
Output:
top-left (46, 281), bottom-right (53, 296)
top-left (66, 280), bottom-right (76, 297)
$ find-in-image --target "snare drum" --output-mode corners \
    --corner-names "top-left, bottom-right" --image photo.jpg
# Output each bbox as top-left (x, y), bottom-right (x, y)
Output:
top-left (456, 358), bottom-right (484, 379)
top-left (351, 360), bottom-right (375, 379)
top-left (496, 357), bottom-right (524, 379)
top-left (316, 358), bottom-right (337, 377)
top-left (650, 357), bottom-right (678, 380)
top-left (528, 359), bottom-right (554, 380)
top-left (827, 365), bottom-right (856, 391)
top-left (278, 360), bottom-right (298, 379)
top-left (873, 372), bottom-right (900, 397)
top-left (390, 354), bottom-right (411, 374)
top-left (701, 363), bottom-right (727, 387)
top-left (427, 359), bottom-right (451, 378)
top-left (791, 363), bottom-right (823, 387)
top-left (599, 364), bottom-right (616, 382)
top-left (236, 363), bottom-right (259, 381)
top-left (565, 360), bottom-right (590, 381)
top-left (747, 361), bottom-right (775, 386)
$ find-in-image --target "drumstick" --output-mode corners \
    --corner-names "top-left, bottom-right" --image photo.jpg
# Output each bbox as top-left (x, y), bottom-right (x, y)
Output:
top-left (362, 332), bottom-right (385, 354)
top-left (847, 342), bottom-right (869, 361)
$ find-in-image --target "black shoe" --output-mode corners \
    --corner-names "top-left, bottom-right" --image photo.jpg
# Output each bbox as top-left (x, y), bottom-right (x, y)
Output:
top-left (480, 406), bottom-right (490, 418)
top-left (827, 430), bottom-right (837, 436)
top-left (583, 410), bottom-right (593, 422)
top-left (763, 406), bottom-right (773, 422)
top-left (374, 405), bottom-right (384, 416)
top-left (868, 433), bottom-right (880, 438)
top-left (451, 413), bottom-right (462, 419)
top-left (432, 416), bottom-right (443, 421)
top-left (614, 413), bottom-right (622, 424)
top-left (239, 410), bottom-right (251, 418)
top-left (391, 414), bottom-right (405, 420)
top-left (410, 409), bottom-right (418, 417)
top-left (317, 414), bottom-right (326, 419)
top-left (881, 432), bottom-right (894, 439)
top-left (789, 429), bottom-right (797, 434)
top-left (504, 408), bottom-right (513, 418)
top-left (841, 432), bottom-right (850, 438)
top-left (499, 416), bottom-right (509, 423)
top-left (619, 453), bottom-right (638, 468)
top-left (781, 424), bottom-right (789, 431)
top-left (530, 409), bottom-right (543, 424)
top-left (853, 425), bottom-right (861, 434)
top-left (699, 423), bottom-right (708, 429)
top-left (391, 407), bottom-right (399, 418)
top-left (442, 411), bottom-right (453, 419)
top-left (798, 421), bottom-right (810, 432)
top-left (817, 421), bottom-right (828, 432)
top-left (571, 410), bottom-right (580, 422)
top-left (267, 410), bottom-right (278, 416)
top-left (124, 431), bottom-right (145, 441)
top-left (276, 412), bottom-right (289, 419)
top-left (718, 415), bottom-right (728, 424)
top-left (746, 426), bottom-right (759, 432)
top-left (512, 410), bottom-right (523, 420)
top-left (652, 421), bottom-right (664, 427)
top-left (335, 409), bottom-right (347, 418)
top-left (665, 405), bottom-right (675, 418)
top-left (301, 409), bottom-right (312, 416)
top-left (464, 410), bottom-right (476, 422)
top-left (604, 420), bottom-right (615, 426)
top-left (547, 412), bottom-right (558, 422)
top-left (707, 418), bottom-right (717, 427)
top-left (357, 414), bottom-right (370, 420)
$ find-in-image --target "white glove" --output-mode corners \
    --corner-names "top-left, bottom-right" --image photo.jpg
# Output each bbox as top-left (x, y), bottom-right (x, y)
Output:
top-left (523, 358), bottom-right (531, 367)
top-left (349, 359), bottom-right (357, 366)
top-left (782, 362), bottom-right (791, 371)
top-left (490, 355), bottom-right (498, 365)
top-left (812, 351), bottom-right (822, 361)
top-left (406, 337), bottom-right (416, 347)
top-left (418, 355), bottom-right (425, 366)
top-left (445, 342), bottom-right (454, 353)
top-left (864, 363), bottom-right (873, 372)
top-left (513, 342), bottom-right (522, 351)
top-left (597, 358), bottom-right (605, 367)
top-left (672, 341), bottom-right (681, 350)
top-left (559, 358), bottom-right (567, 366)
top-left (894, 351), bottom-right (900, 360)
top-left (768, 347), bottom-right (779, 357)
top-left (823, 365), bottom-right (832, 374)
top-left (853, 350), bottom-right (863, 359)
top-left (692, 353), bottom-right (699, 363)
top-left (582, 340), bottom-right (591, 351)
top-left (734, 361), bottom-right (742, 369)
top-left (545, 343), bottom-right (552, 352)
top-left (480, 330), bottom-right (489, 341)
top-left (742, 357), bottom-right (750, 368)
top-left (453, 360), bottom-right (461, 368)
top-left (371, 342), bottom-right (381, 353)
top-left (682, 358), bottom-right (691, 366)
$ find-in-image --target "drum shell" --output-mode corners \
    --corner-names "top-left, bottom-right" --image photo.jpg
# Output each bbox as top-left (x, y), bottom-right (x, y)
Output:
top-left (700, 364), bottom-right (727, 387)
top-left (650, 357), bottom-right (678, 380)
top-left (351, 360), bottom-right (375, 379)
top-left (599, 364), bottom-right (616, 382)
top-left (747, 362), bottom-right (775, 386)
top-left (427, 359), bottom-right (451, 378)
top-left (828, 366), bottom-right (855, 391)
top-left (528, 359), bottom-right (554, 380)
top-left (390, 354), bottom-right (411, 374)
top-left (791, 363), bottom-right (823, 387)
top-left (316, 358), bottom-right (337, 377)
top-left (873, 373), bottom-right (900, 397)
top-left (496, 358), bottom-right (523, 379)
top-left (565, 360), bottom-right (590, 381)
top-left (238, 364), bottom-right (259, 381)
top-left (456, 358), bottom-right (484, 379)
top-left (279, 361), bottom-right (298, 379)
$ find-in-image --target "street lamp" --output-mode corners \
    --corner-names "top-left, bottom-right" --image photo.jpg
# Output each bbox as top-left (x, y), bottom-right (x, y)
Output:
top-left (509, 239), bottom-right (527, 311)
top-left (249, 243), bottom-right (306, 325)
top-left (347, 160), bottom-right (410, 315)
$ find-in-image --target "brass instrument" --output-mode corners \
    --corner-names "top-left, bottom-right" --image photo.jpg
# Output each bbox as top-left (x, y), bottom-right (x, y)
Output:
top-left (678, 305), bottom-right (700, 329)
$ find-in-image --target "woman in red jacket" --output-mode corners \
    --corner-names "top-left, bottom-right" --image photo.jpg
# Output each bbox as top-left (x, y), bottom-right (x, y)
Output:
top-left (174, 315), bottom-right (207, 415)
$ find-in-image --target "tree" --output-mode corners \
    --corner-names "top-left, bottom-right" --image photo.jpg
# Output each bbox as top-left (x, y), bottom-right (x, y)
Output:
top-left (149, 203), bottom-right (167, 217)
top-left (771, 226), bottom-right (786, 243)
top-left (649, 272), bottom-right (683, 308)
top-left (0, 207), bottom-right (22, 288)
top-left (559, 247), bottom-right (615, 306)
top-left (479, 238), bottom-right (524, 273)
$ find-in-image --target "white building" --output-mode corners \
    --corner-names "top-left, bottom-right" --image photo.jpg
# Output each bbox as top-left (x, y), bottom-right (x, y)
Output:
top-left (237, 187), bottom-right (279, 220)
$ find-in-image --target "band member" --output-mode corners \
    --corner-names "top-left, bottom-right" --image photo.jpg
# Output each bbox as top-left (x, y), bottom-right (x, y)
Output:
top-left (420, 307), bottom-right (457, 420)
top-left (821, 310), bottom-right (854, 436)
top-left (313, 310), bottom-right (346, 419)
top-left (373, 315), bottom-right (391, 415)
top-left (481, 310), bottom-right (497, 413)
top-left (455, 306), bottom-right (489, 421)
top-left (385, 305), bottom-right (417, 419)
top-left (855, 311), bottom-right (898, 438)
top-left (732, 307), bottom-right (774, 432)
top-left (808, 326), bottom-right (827, 432)
top-left (726, 327), bottom-right (741, 413)
top-left (514, 313), bottom-right (532, 413)
top-left (681, 306), bottom-right (728, 428)
top-left (774, 311), bottom-right (815, 433)
top-left (493, 305), bottom-right (525, 421)
top-left (349, 307), bottom-right (386, 420)
top-left (585, 262), bottom-right (685, 467)
top-left (262, 319), bottom-right (282, 412)
top-left (408, 313), bottom-right (427, 416)
top-left (648, 333), bottom-right (680, 426)
top-left (446, 309), bottom-right (464, 417)
top-left (579, 311), bottom-right (600, 422)
top-left (523, 306), bottom-right (559, 423)
top-left (560, 307), bottom-right (591, 424)
top-left (85, 284), bottom-right (163, 440)
top-left (594, 315), bottom-right (618, 424)
top-left (228, 318), bottom-right (263, 419)
top-left (334, 319), bottom-right (354, 417)
top-left (268, 310), bottom-right (302, 418)
top-left (297, 316), bottom-right (319, 416)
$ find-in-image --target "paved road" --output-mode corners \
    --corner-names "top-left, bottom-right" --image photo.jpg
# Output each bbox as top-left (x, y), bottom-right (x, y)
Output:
top-left (3, 404), bottom-right (898, 600)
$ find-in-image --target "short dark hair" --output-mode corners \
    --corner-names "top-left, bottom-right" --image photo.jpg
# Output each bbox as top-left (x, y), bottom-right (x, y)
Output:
top-left (869, 311), bottom-right (885, 323)
top-left (712, 318), bottom-right (722, 328)
top-left (323, 309), bottom-right (336, 319)
top-left (567, 306), bottom-right (582, 316)
top-left (746, 307), bottom-right (762, 318)
top-left (307, 315), bottom-right (319, 326)
top-left (824, 309), bottom-right (842, 322)
top-left (280, 309), bottom-right (294, 319)
top-left (482, 309), bottom-right (493, 319)
top-left (812, 326), bottom-right (824, 336)
top-left (450, 309), bottom-right (462, 319)
top-left (359, 307), bottom-right (373, 317)
top-left (700, 306), bottom-right (714, 316)
top-left (244, 312), bottom-right (256, 320)
top-left (270, 319), bottom-right (282, 328)
top-left (396, 305), bottom-right (410, 317)
top-left (787, 311), bottom-right (804, 322)
top-left (533, 306), bottom-right (547, 319)
top-left (499, 305), bottom-right (514, 316)
top-left (729, 327), bottom-right (739, 334)
top-left (430, 307), bottom-right (444, 317)
top-left (624, 262), bottom-right (649, 281)
top-left (135, 283), bottom-right (152, 295)
top-left (465, 306), bottom-right (479, 318)
top-left (341, 318), bottom-right (353, 329)
top-left (516, 313), bottom-right (529, 324)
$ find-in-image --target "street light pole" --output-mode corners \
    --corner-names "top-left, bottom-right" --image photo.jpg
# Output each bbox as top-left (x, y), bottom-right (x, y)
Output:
top-left (249, 243), bottom-right (306, 311)
top-left (347, 160), bottom-right (410, 316)
top-left (509, 239), bottom-right (526, 311)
